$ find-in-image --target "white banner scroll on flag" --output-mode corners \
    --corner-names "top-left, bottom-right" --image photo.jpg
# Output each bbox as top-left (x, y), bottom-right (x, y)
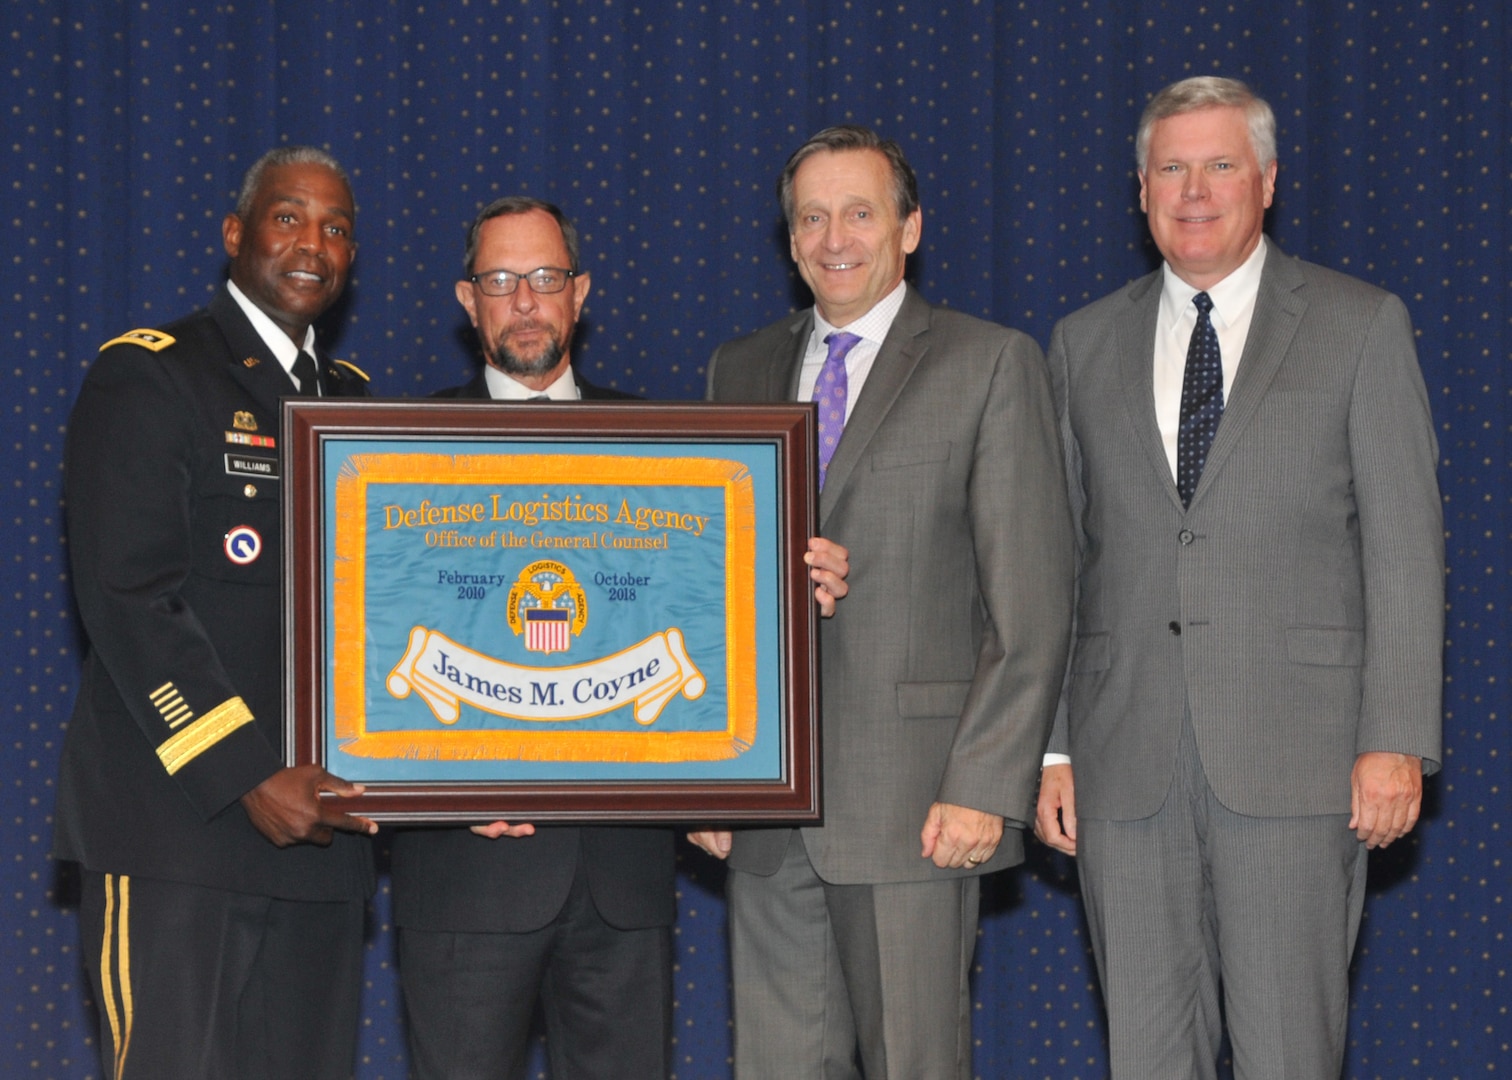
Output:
top-left (386, 625), bottom-right (706, 727)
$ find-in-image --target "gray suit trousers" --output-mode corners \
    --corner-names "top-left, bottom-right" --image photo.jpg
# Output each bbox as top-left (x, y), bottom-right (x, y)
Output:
top-left (729, 832), bottom-right (979, 1080)
top-left (1077, 718), bottom-right (1368, 1079)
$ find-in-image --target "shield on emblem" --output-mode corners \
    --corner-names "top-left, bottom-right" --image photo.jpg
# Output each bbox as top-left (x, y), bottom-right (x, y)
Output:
top-left (523, 608), bottom-right (572, 654)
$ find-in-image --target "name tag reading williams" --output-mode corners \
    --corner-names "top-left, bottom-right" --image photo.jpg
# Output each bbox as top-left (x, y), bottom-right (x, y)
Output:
top-left (225, 454), bottom-right (279, 480)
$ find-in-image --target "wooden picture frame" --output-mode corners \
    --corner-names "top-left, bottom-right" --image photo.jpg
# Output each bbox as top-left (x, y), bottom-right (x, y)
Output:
top-left (282, 398), bottom-right (819, 823)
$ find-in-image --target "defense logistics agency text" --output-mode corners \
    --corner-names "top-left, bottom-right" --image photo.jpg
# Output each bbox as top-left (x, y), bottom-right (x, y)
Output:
top-left (382, 495), bottom-right (708, 537)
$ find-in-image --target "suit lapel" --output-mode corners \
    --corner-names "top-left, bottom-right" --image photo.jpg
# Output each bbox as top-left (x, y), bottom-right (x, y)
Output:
top-left (817, 288), bottom-right (931, 523)
top-left (209, 288), bottom-right (296, 418)
top-left (1115, 273), bottom-right (1180, 509)
top-left (1190, 243), bottom-right (1306, 506)
top-left (772, 312), bottom-right (811, 402)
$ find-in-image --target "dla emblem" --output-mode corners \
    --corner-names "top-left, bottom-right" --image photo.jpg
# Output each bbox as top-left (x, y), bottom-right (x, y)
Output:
top-left (506, 560), bottom-right (588, 655)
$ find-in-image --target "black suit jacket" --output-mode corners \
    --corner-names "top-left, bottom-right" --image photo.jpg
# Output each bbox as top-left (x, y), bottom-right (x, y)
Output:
top-left (55, 286), bottom-right (374, 901)
top-left (388, 368), bottom-right (676, 933)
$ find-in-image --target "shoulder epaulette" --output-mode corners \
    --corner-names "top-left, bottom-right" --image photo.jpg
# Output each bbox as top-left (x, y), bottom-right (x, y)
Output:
top-left (332, 358), bottom-right (370, 382)
top-left (99, 329), bottom-right (177, 353)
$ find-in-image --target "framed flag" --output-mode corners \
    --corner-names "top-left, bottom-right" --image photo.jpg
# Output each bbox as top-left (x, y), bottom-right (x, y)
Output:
top-left (282, 398), bottom-right (819, 824)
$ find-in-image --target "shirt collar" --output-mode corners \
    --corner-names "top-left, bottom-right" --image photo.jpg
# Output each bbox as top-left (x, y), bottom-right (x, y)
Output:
top-left (1159, 236), bottom-right (1268, 329)
top-left (225, 279), bottom-right (316, 368)
top-left (483, 362), bottom-right (581, 401)
top-left (811, 280), bottom-right (908, 349)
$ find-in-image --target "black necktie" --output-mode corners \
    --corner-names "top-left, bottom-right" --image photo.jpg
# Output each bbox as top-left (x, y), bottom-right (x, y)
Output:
top-left (291, 349), bottom-right (321, 396)
top-left (1176, 292), bottom-right (1223, 507)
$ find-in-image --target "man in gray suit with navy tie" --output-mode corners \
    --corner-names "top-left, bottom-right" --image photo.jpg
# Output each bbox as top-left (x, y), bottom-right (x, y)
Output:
top-left (1034, 77), bottom-right (1444, 1078)
top-left (691, 126), bottom-right (1074, 1078)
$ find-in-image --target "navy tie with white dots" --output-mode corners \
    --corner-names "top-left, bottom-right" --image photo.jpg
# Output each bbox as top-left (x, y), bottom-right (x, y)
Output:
top-left (814, 331), bottom-right (861, 490)
top-left (1176, 292), bottom-right (1223, 507)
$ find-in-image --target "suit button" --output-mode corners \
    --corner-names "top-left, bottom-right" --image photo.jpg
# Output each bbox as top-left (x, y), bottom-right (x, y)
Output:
top-left (243, 484), bottom-right (258, 498)
top-left (1169, 621), bottom-right (1182, 635)
top-left (1178, 529), bottom-right (1195, 545)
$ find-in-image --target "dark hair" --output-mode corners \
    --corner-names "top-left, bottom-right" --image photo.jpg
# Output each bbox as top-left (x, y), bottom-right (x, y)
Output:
top-left (1135, 76), bottom-right (1277, 172)
top-left (235, 145), bottom-right (351, 217)
top-left (776, 125), bottom-right (919, 226)
top-left (461, 196), bottom-right (580, 275)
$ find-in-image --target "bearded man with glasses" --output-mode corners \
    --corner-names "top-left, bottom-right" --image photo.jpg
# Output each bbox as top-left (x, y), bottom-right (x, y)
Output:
top-left (384, 196), bottom-right (672, 1080)
top-left (388, 196), bottom-right (851, 1079)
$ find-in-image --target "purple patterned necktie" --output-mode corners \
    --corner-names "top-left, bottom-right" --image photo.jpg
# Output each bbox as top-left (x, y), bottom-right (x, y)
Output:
top-left (1176, 292), bottom-right (1223, 507)
top-left (814, 331), bottom-right (861, 490)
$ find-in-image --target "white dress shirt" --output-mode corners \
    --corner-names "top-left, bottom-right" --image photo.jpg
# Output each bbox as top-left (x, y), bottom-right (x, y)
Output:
top-left (1152, 237), bottom-right (1267, 478)
top-left (795, 281), bottom-right (909, 410)
top-left (226, 279), bottom-right (320, 393)
top-left (483, 362), bottom-right (582, 401)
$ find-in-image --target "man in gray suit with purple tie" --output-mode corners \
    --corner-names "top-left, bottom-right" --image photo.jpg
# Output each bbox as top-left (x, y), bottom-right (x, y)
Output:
top-left (692, 126), bottom-right (1075, 1078)
top-left (1035, 77), bottom-right (1444, 1078)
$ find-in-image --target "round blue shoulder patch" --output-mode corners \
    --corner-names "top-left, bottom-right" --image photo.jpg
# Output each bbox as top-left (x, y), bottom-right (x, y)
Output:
top-left (223, 525), bottom-right (262, 565)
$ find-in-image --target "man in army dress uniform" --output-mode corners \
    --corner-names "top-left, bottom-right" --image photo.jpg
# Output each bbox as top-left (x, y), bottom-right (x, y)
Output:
top-left (57, 146), bottom-right (377, 1079)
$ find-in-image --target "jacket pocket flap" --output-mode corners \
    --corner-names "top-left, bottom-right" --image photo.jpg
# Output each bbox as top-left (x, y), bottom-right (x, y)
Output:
top-left (871, 442), bottom-right (951, 471)
top-left (1071, 631), bottom-right (1111, 673)
top-left (896, 680), bottom-right (972, 718)
top-left (1285, 626), bottom-right (1365, 667)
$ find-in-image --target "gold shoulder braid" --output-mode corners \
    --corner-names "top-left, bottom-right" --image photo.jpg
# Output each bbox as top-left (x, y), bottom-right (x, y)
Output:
top-left (332, 359), bottom-right (370, 382)
top-left (99, 329), bottom-right (177, 353)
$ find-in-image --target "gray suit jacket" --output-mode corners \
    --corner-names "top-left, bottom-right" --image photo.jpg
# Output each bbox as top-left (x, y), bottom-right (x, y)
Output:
top-left (709, 286), bottom-right (1074, 884)
top-left (1045, 242), bottom-right (1444, 820)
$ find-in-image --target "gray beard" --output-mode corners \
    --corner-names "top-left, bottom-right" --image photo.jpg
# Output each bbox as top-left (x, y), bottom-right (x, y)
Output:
top-left (487, 335), bottom-right (564, 380)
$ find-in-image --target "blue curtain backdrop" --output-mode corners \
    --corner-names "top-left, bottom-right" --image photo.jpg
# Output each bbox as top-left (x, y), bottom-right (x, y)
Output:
top-left (4, 1), bottom-right (1506, 1077)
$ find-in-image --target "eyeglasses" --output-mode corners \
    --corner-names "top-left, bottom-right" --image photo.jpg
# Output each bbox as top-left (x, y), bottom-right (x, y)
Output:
top-left (468, 267), bottom-right (578, 296)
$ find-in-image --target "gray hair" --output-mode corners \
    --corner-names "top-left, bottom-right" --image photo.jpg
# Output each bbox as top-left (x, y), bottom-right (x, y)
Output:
top-left (234, 145), bottom-right (351, 217)
top-left (1135, 77), bottom-right (1277, 173)
top-left (777, 125), bottom-right (920, 227)
top-left (461, 196), bottom-right (581, 275)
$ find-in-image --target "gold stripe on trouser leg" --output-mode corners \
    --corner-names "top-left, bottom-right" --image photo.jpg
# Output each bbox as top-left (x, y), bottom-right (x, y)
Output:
top-left (99, 874), bottom-right (134, 1080)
